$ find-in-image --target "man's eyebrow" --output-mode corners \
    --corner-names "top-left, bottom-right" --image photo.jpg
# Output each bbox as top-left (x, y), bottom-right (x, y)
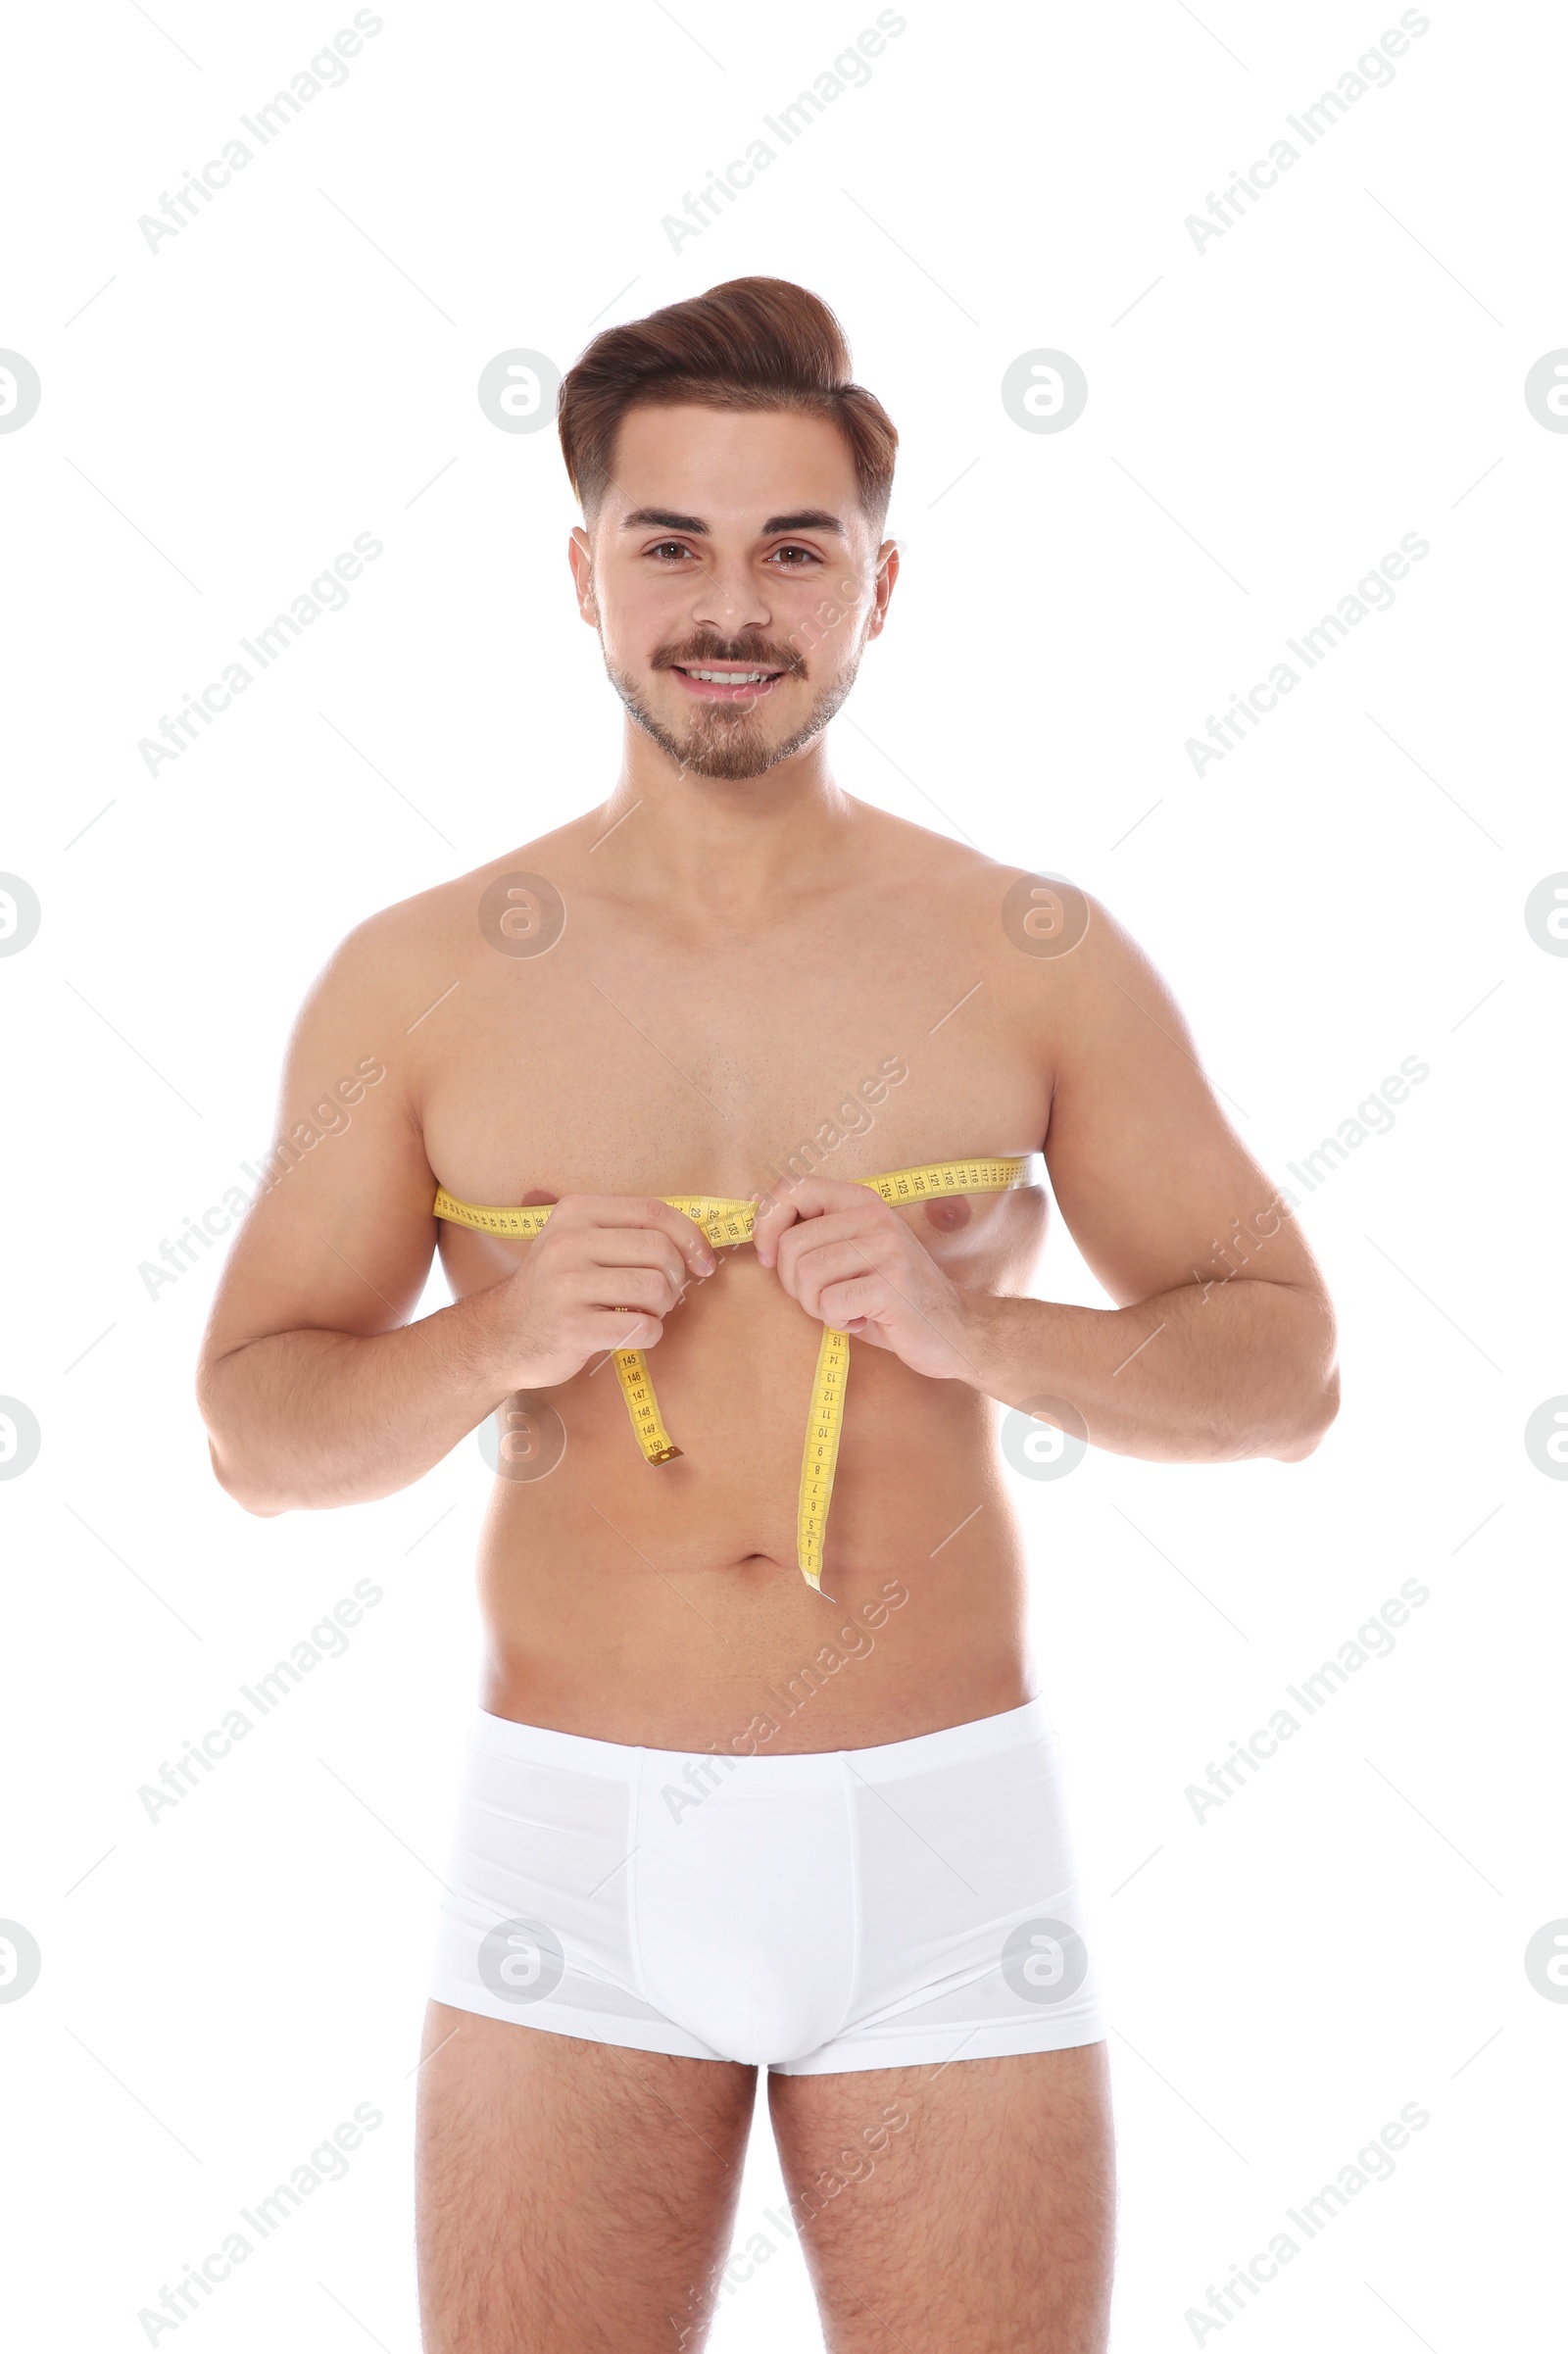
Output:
top-left (618, 507), bottom-right (847, 537)
top-left (760, 510), bottom-right (845, 536)
top-left (620, 508), bottom-right (709, 533)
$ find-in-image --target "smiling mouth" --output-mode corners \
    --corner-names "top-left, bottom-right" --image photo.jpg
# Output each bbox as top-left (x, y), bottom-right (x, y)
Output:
top-left (670, 663), bottom-right (788, 700)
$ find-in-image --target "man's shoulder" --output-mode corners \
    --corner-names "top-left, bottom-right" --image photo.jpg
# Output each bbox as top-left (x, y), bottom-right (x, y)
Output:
top-left (856, 806), bottom-right (1124, 942)
top-left (330, 822), bottom-right (585, 967)
top-left (853, 809), bottom-right (1169, 1050)
top-left (851, 803), bottom-right (1023, 898)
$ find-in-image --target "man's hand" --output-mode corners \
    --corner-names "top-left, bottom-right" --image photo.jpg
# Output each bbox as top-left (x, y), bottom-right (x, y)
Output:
top-left (486, 1197), bottom-right (715, 1390)
top-left (752, 1177), bottom-right (979, 1382)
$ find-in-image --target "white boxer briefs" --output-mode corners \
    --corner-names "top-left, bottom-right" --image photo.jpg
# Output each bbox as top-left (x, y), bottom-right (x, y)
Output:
top-left (427, 1695), bottom-right (1105, 2073)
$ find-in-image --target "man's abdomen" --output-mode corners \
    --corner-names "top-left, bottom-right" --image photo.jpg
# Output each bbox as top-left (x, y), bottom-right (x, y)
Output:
top-left (471, 1256), bottom-right (1035, 1749)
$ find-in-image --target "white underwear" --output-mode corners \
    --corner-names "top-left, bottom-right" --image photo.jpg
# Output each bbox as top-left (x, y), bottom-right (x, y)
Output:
top-left (427, 1697), bottom-right (1105, 2074)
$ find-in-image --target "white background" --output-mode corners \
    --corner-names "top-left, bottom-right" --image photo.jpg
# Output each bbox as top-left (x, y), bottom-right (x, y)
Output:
top-left (2, 2), bottom-right (1564, 2347)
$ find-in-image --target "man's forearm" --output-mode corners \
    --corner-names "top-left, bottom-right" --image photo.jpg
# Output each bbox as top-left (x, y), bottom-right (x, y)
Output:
top-left (956, 1279), bottom-right (1339, 1463)
top-left (199, 1284), bottom-right (517, 1515)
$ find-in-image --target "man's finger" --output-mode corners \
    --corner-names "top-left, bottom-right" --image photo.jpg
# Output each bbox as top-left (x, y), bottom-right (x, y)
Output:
top-left (753, 1176), bottom-right (883, 1265)
top-left (547, 1194), bottom-right (715, 1276)
top-left (817, 1278), bottom-right (881, 1330)
top-left (775, 1237), bottom-right (879, 1311)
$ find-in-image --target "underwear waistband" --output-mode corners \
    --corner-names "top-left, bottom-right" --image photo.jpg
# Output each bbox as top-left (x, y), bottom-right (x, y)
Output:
top-left (468, 1693), bottom-right (1057, 1791)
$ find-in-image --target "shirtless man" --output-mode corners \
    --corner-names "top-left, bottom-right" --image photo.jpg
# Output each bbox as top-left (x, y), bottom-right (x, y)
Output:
top-left (196, 276), bottom-right (1339, 2352)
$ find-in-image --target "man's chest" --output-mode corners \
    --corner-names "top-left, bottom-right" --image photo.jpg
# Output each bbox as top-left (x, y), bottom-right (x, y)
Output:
top-left (417, 905), bottom-right (1054, 1203)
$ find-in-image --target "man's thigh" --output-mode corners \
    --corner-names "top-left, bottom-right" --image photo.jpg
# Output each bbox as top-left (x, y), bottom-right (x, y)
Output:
top-left (416, 2000), bottom-right (757, 2354)
top-left (767, 2041), bottom-right (1114, 2354)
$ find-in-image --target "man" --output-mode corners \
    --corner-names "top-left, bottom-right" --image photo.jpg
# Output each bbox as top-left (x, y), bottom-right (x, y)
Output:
top-left (197, 275), bottom-right (1338, 2352)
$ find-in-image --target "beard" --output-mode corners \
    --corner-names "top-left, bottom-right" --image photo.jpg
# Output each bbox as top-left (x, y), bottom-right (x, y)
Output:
top-left (603, 632), bottom-right (865, 782)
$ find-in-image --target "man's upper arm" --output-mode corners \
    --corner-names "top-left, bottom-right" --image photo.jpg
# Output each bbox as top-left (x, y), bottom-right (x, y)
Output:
top-left (199, 917), bottom-right (439, 1376)
top-left (1040, 897), bottom-right (1326, 1311)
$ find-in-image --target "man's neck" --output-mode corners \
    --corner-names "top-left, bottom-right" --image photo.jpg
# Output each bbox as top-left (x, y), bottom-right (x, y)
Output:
top-left (589, 726), bottom-right (859, 924)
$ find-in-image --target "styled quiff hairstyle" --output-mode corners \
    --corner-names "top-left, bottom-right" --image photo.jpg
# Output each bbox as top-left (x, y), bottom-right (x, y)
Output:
top-left (558, 276), bottom-right (898, 535)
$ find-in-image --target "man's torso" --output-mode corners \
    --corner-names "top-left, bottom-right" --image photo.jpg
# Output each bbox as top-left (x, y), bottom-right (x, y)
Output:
top-left (392, 801), bottom-right (1062, 1748)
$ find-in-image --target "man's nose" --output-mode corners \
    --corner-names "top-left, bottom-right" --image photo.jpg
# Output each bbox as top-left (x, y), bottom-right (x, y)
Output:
top-left (690, 561), bottom-right (773, 640)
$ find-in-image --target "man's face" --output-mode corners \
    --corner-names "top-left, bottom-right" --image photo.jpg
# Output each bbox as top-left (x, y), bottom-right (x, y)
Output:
top-left (569, 404), bottom-right (897, 782)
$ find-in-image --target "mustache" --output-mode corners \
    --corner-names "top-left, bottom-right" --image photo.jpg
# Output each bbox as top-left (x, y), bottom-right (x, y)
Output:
top-left (653, 638), bottom-right (805, 675)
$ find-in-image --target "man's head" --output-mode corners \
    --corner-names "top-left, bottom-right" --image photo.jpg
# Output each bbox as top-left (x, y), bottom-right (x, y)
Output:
top-left (559, 277), bottom-right (899, 782)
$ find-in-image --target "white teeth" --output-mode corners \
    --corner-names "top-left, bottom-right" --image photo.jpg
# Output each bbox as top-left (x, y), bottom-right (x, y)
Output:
top-left (685, 667), bottom-right (772, 684)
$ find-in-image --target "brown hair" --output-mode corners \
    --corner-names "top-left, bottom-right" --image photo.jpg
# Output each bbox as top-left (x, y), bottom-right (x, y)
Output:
top-left (558, 276), bottom-right (898, 533)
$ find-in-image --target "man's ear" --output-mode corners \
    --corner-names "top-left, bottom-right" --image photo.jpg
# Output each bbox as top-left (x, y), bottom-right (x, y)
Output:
top-left (866, 537), bottom-right (901, 639)
top-left (567, 526), bottom-right (598, 624)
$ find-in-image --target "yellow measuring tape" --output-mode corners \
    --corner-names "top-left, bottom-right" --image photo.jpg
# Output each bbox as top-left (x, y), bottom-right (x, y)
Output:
top-left (434, 1157), bottom-right (1030, 1590)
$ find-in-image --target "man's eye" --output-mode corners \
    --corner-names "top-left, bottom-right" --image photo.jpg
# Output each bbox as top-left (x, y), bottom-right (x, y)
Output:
top-left (649, 541), bottom-right (690, 561)
top-left (771, 545), bottom-right (818, 565)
